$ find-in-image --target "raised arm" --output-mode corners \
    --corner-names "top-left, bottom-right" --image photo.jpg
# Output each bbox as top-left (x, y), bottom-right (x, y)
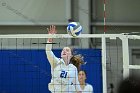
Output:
top-left (46, 25), bottom-right (59, 68)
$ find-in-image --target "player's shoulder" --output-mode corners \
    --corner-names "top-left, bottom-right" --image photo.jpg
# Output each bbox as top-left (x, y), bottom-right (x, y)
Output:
top-left (69, 64), bottom-right (77, 69)
top-left (86, 83), bottom-right (93, 88)
top-left (85, 83), bottom-right (93, 92)
top-left (86, 83), bottom-right (92, 86)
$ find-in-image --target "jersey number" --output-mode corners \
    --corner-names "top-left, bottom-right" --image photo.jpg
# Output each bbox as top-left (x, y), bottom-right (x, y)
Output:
top-left (60, 71), bottom-right (68, 78)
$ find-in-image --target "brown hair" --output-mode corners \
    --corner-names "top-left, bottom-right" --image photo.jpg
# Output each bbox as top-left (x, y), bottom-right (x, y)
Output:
top-left (70, 54), bottom-right (84, 71)
top-left (79, 70), bottom-right (87, 76)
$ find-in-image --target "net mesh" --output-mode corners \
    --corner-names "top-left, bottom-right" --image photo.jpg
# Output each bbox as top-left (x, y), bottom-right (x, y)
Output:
top-left (0, 34), bottom-right (139, 93)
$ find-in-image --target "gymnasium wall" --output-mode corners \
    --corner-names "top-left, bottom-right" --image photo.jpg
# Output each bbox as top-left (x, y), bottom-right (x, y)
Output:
top-left (0, 49), bottom-right (102, 93)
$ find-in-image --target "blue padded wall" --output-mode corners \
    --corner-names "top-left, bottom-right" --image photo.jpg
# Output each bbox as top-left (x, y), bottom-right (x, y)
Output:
top-left (0, 49), bottom-right (102, 93)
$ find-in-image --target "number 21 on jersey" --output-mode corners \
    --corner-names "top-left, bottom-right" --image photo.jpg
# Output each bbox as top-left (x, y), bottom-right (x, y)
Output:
top-left (60, 70), bottom-right (68, 78)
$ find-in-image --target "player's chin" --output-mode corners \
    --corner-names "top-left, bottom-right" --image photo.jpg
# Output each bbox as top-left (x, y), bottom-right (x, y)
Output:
top-left (61, 55), bottom-right (67, 58)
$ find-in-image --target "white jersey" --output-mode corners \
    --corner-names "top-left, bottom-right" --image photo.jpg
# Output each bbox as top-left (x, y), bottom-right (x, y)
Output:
top-left (70, 83), bottom-right (93, 93)
top-left (81, 83), bottom-right (93, 93)
top-left (46, 43), bottom-right (81, 93)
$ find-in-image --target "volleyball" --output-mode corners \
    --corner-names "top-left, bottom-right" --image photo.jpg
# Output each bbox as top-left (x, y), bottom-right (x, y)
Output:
top-left (67, 22), bottom-right (83, 37)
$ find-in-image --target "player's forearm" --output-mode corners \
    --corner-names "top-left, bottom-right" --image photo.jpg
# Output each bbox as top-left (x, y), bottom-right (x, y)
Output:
top-left (46, 38), bottom-right (59, 68)
top-left (46, 38), bottom-right (53, 51)
top-left (46, 38), bottom-right (53, 64)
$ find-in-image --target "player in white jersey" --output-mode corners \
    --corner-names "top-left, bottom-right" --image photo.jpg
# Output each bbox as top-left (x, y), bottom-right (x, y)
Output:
top-left (78, 70), bottom-right (93, 93)
top-left (46, 25), bottom-right (83, 93)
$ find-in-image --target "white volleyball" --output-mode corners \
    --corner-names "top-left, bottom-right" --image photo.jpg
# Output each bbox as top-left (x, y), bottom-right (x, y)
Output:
top-left (67, 22), bottom-right (83, 37)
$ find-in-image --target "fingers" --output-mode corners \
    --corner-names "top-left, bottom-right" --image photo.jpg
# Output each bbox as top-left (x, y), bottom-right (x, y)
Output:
top-left (47, 25), bottom-right (57, 34)
top-left (47, 28), bottom-right (50, 34)
top-left (51, 25), bottom-right (56, 34)
top-left (52, 25), bottom-right (57, 34)
top-left (49, 25), bottom-right (54, 30)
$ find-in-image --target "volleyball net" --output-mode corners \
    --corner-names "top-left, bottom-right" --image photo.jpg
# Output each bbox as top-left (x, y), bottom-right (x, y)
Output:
top-left (0, 34), bottom-right (140, 93)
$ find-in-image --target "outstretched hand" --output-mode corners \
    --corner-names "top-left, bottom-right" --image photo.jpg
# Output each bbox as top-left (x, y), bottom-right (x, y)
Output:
top-left (47, 25), bottom-right (57, 42)
top-left (47, 25), bottom-right (57, 34)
